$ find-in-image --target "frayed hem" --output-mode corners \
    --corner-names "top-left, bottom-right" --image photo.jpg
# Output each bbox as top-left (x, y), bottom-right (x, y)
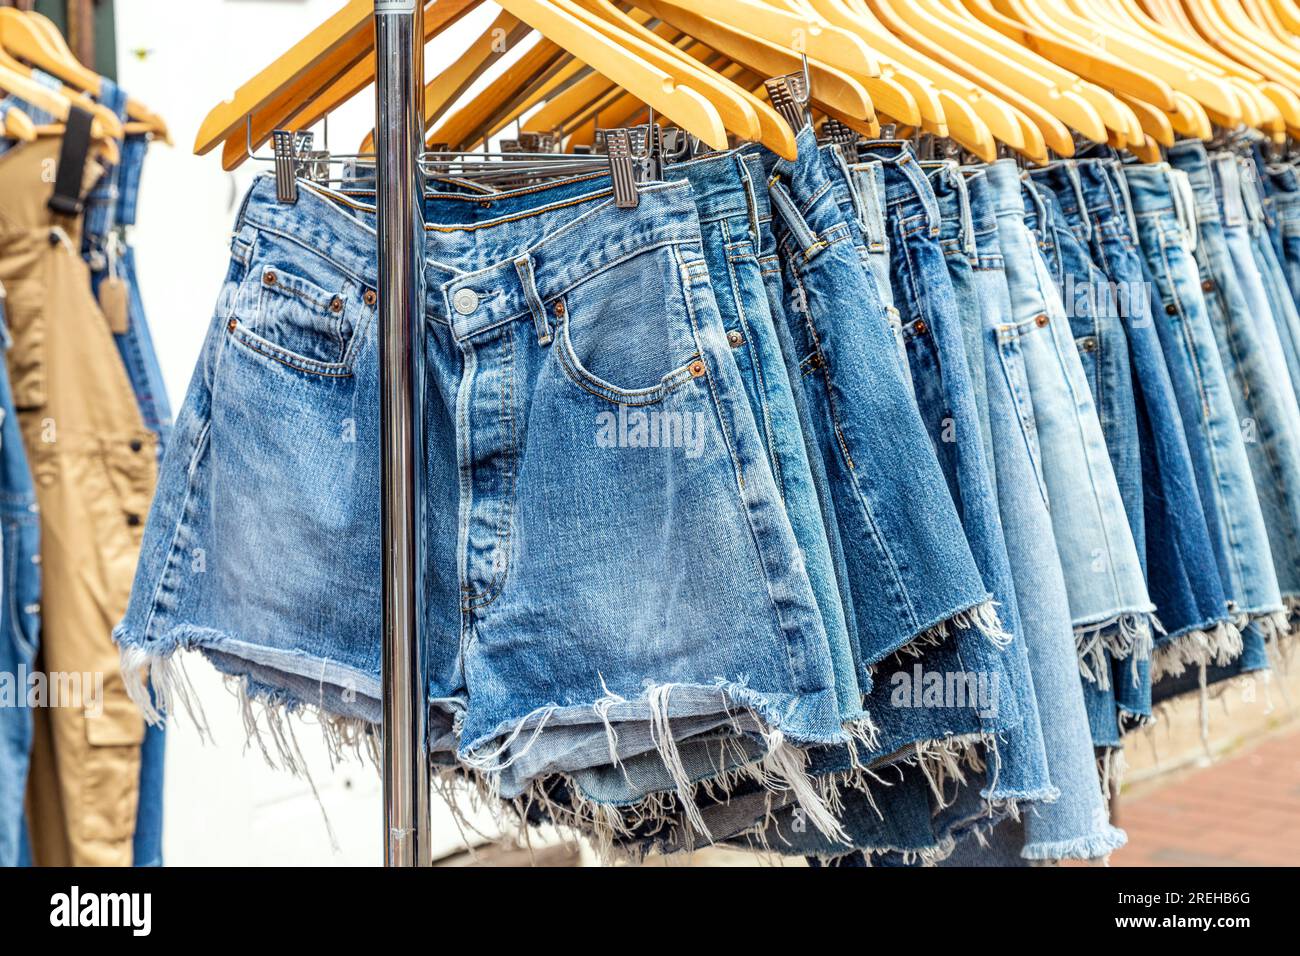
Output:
top-left (875, 598), bottom-right (1012, 673)
top-left (1074, 610), bottom-right (1158, 690)
top-left (1020, 824), bottom-right (1126, 862)
top-left (1151, 620), bottom-right (1243, 682)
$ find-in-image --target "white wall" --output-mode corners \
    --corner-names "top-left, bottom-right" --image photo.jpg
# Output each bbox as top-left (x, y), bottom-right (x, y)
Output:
top-left (113, 0), bottom-right (527, 866)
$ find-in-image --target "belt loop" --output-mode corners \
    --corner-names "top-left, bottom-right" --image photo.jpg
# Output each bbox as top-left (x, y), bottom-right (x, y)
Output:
top-left (851, 163), bottom-right (889, 252)
top-left (1112, 163), bottom-right (1139, 240)
top-left (1170, 168), bottom-right (1198, 253)
top-left (514, 255), bottom-right (552, 346)
top-left (950, 163), bottom-right (977, 259)
top-left (768, 174), bottom-right (826, 260)
top-left (737, 155), bottom-right (763, 247)
top-left (1063, 163), bottom-right (1092, 244)
top-left (1022, 173), bottom-right (1049, 243)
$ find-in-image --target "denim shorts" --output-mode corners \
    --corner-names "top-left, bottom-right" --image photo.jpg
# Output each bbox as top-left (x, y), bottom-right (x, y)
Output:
top-left (985, 161), bottom-right (1156, 674)
top-left (1167, 142), bottom-right (1292, 637)
top-left (116, 172), bottom-right (860, 840)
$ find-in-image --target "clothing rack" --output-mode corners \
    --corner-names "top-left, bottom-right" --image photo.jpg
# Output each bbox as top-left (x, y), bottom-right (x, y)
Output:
top-left (374, 0), bottom-right (431, 867)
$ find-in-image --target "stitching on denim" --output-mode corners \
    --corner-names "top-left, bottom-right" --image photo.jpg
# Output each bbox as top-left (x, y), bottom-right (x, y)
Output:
top-left (994, 337), bottom-right (1049, 506)
top-left (138, 418), bottom-right (211, 646)
top-left (721, 219), bottom-right (782, 495)
top-left (463, 320), bottom-right (518, 610)
top-left (786, 265), bottom-right (917, 633)
top-left (227, 321), bottom-right (352, 378)
top-left (554, 306), bottom-right (693, 407)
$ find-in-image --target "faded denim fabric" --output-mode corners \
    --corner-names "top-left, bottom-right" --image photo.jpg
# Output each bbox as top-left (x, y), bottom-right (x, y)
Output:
top-left (1124, 163), bottom-right (1272, 684)
top-left (859, 144), bottom-right (1048, 801)
top-left (1167, 142), bottom-right (1294, 639)
top-left (760, 128), bottom-right (997, 670)
top-left (117, 172), bottom-right (866, 850)
top-left (983, 162), bottom-right (1156, 686)
top-left (665, 151), bottom-right (862, 725)
top-left (950, 166), bottom-right (1123, 861)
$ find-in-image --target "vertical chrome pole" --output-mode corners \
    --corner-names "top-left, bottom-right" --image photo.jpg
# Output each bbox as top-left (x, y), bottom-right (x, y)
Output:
top-left (375, 0), bottom-right (430, 867)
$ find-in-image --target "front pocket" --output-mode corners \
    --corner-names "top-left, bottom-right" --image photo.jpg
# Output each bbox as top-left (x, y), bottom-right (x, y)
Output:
top-left (233, 235), bottom-right (375, 374)
top-left (552, 243), bottom-right (705, 405)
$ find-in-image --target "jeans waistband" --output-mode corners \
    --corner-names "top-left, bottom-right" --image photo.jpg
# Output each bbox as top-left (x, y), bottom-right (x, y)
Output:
top-left (924, 159), bottom-right (977, 258)
top-left (665, 148), bottom-right (762, 235)
top-left (1168, 140), bottom-right (1222, 224)
top-left (981, 158), bottom-right (1029, 219)
top-left (1030, 161), bottom-right (1093, 243)
top-left (847, 160), bottom-right (888, 252)
top-left (1210, 151), bottom-right (1248, 227)
top-left (1123, 162), bottom-right (1199, 252)
top-left (237, 173), bottom-right (705, 344)
top-left (855, 140), bottom-right (941, 230)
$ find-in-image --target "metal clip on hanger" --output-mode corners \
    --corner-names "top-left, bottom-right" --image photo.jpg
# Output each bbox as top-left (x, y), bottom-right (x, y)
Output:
top-left (764, 56), bottom-right (813, 132)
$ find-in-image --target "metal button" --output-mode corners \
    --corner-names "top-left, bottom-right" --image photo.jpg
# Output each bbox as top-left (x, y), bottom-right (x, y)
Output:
top-left (329, 295), bottom-right (344, 313)
top-left (727, 330), bottom-right (743, 347)
top-left (263, 270), bottom-right (277, 286)
top-left (364, 289), bottom-right (377, 306)
top-left (689, 360), bottom-right (706, 378)
top-left (452, 288), bottom-right (480, 315)
top-left (1034, 313), bottom-right (1049, 328)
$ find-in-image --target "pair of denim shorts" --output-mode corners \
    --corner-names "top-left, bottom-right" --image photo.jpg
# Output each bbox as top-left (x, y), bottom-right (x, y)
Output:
top-left (117, 169), bottom-right (872, 847)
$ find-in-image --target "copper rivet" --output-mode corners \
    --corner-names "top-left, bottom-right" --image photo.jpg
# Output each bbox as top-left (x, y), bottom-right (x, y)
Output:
top-left (1035, 313), bottom-right (1048, 327)
top-left (727, 330), bottom-right (743, 347)
top-left (689, 360), bottom-right (706, 378)
top-left (330, 296), bottom-right (344, 313)
top-left (1166, 302), bottom-right (1178, 315)
top-left (914, 320), bottom-right (928, 335)
top-left (227, 319), bottom-right (237, 332)
top-left (554, 300), bottom-right (566, 318)
top-left (1202, 279), bottom-right (1214, 293)
top-left (263, 271), bottom-right (277, 286)
top-left (364, 289), bottom-right (377, 306)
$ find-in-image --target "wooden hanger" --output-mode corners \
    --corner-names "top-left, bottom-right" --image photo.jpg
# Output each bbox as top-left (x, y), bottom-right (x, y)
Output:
top-left (555, 0), bottom-right (782, 148)
top-left (869, 0), bottom-right (1074, 155)
top-left (354, 10), bottom-right (532, 155)
top-left (0, 9), bottom-right (168, 141)
top-left (0, 61), bottom-right (118, 162)
top-left (2, 101), bottom-right (35, 142)
top-left (531, 8), bottom-right (879, 143)
top-left (236, 0), bottom-right (482, 168)
top-left (1002, 0), bottom-right (1244, 123)
top-left (966, 0), bottom-right (1175, 110)
top-left (198, 0), bottom-right (385, 157)
top-left (806, 0), bottom-right (1035, 156)
top-left (960, 0), bottom-right (1156, 144)
top-left (905, 0), bottom-right (1112, 143)
top-left (941, 0), bottom-right (1144, 143)
top-left (1135, 0), bottom-right (1292, 131)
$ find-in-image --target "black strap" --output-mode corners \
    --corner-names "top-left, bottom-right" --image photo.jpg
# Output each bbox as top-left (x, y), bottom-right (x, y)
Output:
top-left (47, 106), bottom-right (95, 217)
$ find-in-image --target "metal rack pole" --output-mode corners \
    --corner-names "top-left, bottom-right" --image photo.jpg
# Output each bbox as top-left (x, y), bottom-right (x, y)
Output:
top-left (375, 0), bottom-right (431, 867)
